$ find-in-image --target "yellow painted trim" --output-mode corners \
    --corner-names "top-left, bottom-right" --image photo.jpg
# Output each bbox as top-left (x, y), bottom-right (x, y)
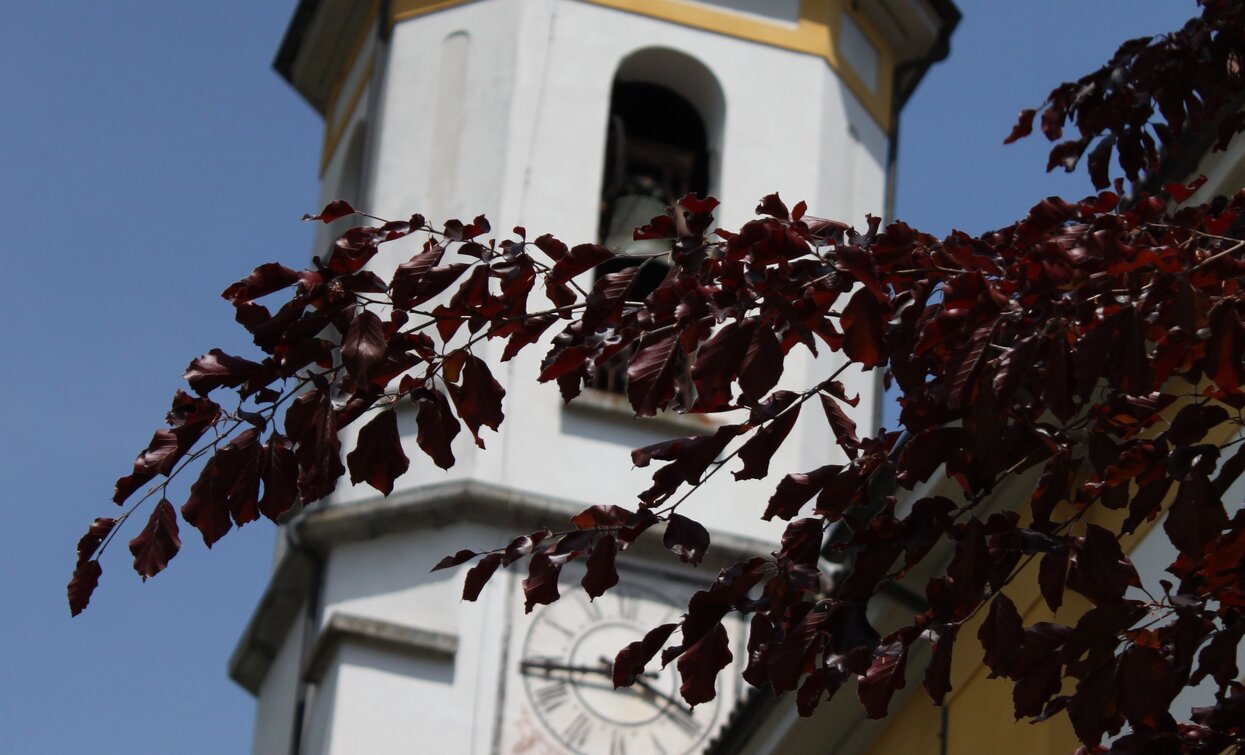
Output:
top-left (320, 59), bottom-right (373, 175)
top-left (385, 0), bottom-right (899, 131)
top-left (318, 2), bottom-right (379, 174)
top-left (582, 0), bottom-right (895, 130)
top-left (389, 0), bottom-right (477, 26)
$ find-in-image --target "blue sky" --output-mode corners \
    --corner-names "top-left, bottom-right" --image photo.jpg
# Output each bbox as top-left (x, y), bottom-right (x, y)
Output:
top-left (0, 2), bottom-right (1194, 753)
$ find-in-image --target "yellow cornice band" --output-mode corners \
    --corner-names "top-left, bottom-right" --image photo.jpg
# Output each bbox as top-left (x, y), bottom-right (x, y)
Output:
top-left (324, 0), bottom-right (900, 172)
top-left (385, 0), bottom-right (896, 128)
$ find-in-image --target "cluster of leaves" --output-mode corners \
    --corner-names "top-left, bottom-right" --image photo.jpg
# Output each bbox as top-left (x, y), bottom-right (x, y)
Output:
top-left (72, 2), bottom-right (1245, 752)
top-left (1008, 0), bottom-right (1245, 190)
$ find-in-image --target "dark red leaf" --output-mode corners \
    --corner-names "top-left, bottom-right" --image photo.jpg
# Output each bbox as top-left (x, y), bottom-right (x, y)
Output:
top-left (1039, 548), bottom-right (1069, 613)
top-left (767, 604), bottom-right (830, 693)
top-left (341, 310), bottom-right (387, 387)
top-left (738, 318), bottom-right (784, 401)
top-left (1117, 645), bottom-right (1182, 728)
top-left (447, 354), bottom-right (506, 448)
top-left (522, 552), bottom-right (562, 613)
top-left (978, 593), bottom-right (1024, 678)
top-left (114, 392), bottom-right (220, 505)
top-left (627, 331), bottom-right (680, 417)
top-left (221, 262), bottom-right (300, 304)
top-left (734, 402), bottom-right (801, 480)
top-left (633, 424), bottom-right (740, 504)
top-left (259, 433), bottom-right (298, 522)
top-left (1067, 524), bottom-right (1140, 605)
top-left (551, 243), bottom-right (613, 284)
top-left (857, 637), bottom-right (910, 719)
top-left (68, 560), bottom-right (102, 617)
top-left (756, 193), bottom-right (789, 220)
top-left (128, 499), bottom-right (181, 580)
top-left (582, 535), bottom-right (620, 600)
top-left (663, 513), bottom-right (710, 566)
top-left (431, 549), bottom-right (479, 572)
top-left (75, 517), bottom-right (116, 568)
top-left (1067, 659), bottom-right (1122, 745)
top-left (502, 530), bottom-right (550, 567)
top-left (677, 623), bottom-right (733, 707)
top-left (570, 505), bottom-right (634, 530)
top-left (1165, 472), bottom-right (1229, 561)
top-left (284, 390), bottom-right (346, 503)
top-left (777, 518), bottom-right (823, 567)
top-left (412, 389), bottom-right (460, 470)
top-left (796, 666), bottom-right (845, 717)
top-left (1192, 622), bottom-right (1245, 688)
top-left (581, 266), bottom-right (640, 334)
top-left (462, 553), bottom-right (502, 602)
top-left (923, 624), bottom-right (958, 705)
top-left (346, 410), bottom-right (409, 495)
top-left (841, 288), bottom-right (887, 368)
top-left (614, 622), bottom-right (678, 688)
top-left (303, 199), bottom-right (355, 223)
top-left (181, 429), bottom-right (264, 546)
top-left (183, 349), bottom-right (261, 395)
top-left (1004, 108), bottom-right (1037, 144)
top-left (820, 393), bottom-right (860, 460)
top-left (764, 465), bottom-right (838, 521)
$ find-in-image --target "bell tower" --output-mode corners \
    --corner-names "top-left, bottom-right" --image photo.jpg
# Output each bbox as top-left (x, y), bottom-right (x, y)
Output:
top-left (231, 1), bottom-right (959, 753)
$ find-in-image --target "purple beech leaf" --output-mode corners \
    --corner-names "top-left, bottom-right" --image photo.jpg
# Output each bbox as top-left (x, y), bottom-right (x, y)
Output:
top-left (820, 393), bottom-right (860, 460)
top-left (614, 623), bottom-right (678, 688)
top-left (412, 389), bottom-right (460, 470)
top-left (522, 552), bottom-right (562, 613)
top-left (128, 499), bottom-right (181, 580)
top-left (738, 319), bottom-right (784, 401)
top-left (346, 410), bottom-right (409, 495)
top-left (978, 593), bottom-right (1024, 678)
top-left (259, 433), bottom-right (298, 522)
top-left (582, 535), bottom-right (620, 600)
top-left (677, 623), bottom-right (733, 707)
top-left (183, 349), bottom-right (261, 395)
top-left (663, 513), bottom-right (710, 566)
top-left (341, 310), bottom-right (387, 387)
top-left (68, 560), bottom-right (102, 617)
top-left (302, 199), bottom-right (355, 223)
top-left (502, 530), bottom-right (550, 567)
top-left (75, 518), bottom-right (116, 568)
top-left (570, 505), bottom-right (634, 530)
top-left (432, 549), bottom-right (479, 572)
top-left (221, 262), bottom-right (300, 304)
top-left (627, 331), bottom-right (680, 417)
top-left (734, 402), bottom-right (801, 480)
top-left (447, 354), bottom-right (506, 448)
top-left (462, 553), bottom-right (502, 602)
top-left (858, 636), bottom-right (910, 719)
top-left (923, 624), bottom-right (958, 705)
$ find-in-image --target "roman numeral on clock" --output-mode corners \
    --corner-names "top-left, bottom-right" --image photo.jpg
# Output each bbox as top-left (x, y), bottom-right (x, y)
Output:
top-left (533, 681), bottom-right (568, 714)
top-left (563, 712), bottom-right (592, 749)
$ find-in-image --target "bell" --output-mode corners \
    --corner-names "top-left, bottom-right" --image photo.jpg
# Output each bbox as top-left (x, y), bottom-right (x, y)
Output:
top-left (603, 193), bottom-right (671, 257)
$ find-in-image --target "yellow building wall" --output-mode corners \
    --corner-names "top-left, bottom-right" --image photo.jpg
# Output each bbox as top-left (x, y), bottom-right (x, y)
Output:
top-left (862, 501), bottom-right (1166, 755)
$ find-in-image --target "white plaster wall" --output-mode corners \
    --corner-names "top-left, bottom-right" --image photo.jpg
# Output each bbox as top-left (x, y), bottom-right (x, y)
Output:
top-left (321, 0), bottom-right (891, 543)
top-left (321, 643), bottom-right (460, 755)
top-left (250, 613), bottom-right (301, 755)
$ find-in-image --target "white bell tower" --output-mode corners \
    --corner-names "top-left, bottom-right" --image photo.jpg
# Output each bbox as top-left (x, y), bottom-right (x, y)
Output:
top-left (231, 2), bottom-right (958, 753)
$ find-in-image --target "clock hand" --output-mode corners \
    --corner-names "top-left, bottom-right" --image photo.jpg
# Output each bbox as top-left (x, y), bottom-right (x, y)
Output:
top-left (520, 657), bottom-right (658, 679)
top-left (595, 655), bottom-right (693, 715)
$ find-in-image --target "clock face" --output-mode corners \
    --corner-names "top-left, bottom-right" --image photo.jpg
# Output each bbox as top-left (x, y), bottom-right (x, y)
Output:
top-left (520, 582), bottom-right (722, 755)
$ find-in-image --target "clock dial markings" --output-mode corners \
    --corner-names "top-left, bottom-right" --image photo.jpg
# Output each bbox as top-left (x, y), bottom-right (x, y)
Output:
top-left (563, 712), bottom-right (593, 750)
top-left (521, 580), bottom-right (723, 755)
top-left (533, 680), bottom-right (570, 714)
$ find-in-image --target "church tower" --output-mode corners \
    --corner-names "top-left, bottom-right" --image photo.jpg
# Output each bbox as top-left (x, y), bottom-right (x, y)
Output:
top-left (230, 2), bottom-right (958, 753)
